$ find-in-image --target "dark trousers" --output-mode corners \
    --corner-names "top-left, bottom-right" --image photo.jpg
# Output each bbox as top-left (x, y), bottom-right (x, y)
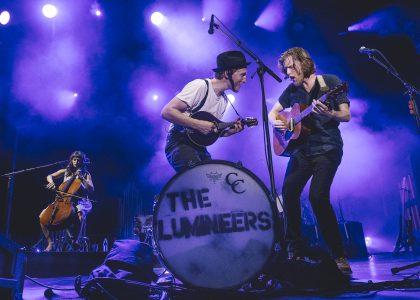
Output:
top-left (165, 129), bottom-right (211, 173)
top-left (282, 150), bottom-right (345, 258)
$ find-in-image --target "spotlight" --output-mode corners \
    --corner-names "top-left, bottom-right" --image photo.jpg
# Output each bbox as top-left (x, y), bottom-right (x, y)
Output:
top-left (42, 4), bottom-right (58, 19)
top-left (151, 12), bottom-right (165, 26)
top-left (73, 93), bottom-right (78, 98)
top-left (152, 94), bottom-right (159, 101)
top-left (90, 2), bottom-right (102, 17)
top-left (365, 236), bottom-right (372, 247)
top-left (0, 11), bottom-right (10, 25)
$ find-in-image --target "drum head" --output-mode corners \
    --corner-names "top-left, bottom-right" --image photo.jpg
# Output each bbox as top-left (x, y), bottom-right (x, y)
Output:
top-left (153, 160), bottom-right (277, 289)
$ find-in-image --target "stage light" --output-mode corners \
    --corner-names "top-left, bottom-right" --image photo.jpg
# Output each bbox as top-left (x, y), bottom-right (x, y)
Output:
top-left (151, 12), bottom-right (165, 26)
top-left (42, 4), bottom-right (58, 19)
top-left (90, 2), bottom-right (102, 17)
top-left (347, 8), bottom-right (397, 34)
top-left (152, 94), bottom-right (159, 101)
top-left (0, 10), bottom-right (10, 25)
top-left (255, 0), bottom-right (290, 32)
top-left (57, 90), bottom-right (77, 109)
top-left (365, 236), bottom-right (372, 247)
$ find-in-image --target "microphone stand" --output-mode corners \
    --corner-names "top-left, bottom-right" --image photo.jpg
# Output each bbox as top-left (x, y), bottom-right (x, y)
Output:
top-left (210, 15), bottom-right (283, 205)
top-left (363, 50), bottom-right (420, 132)
top-left (1, 160), bottom-right (68, 237)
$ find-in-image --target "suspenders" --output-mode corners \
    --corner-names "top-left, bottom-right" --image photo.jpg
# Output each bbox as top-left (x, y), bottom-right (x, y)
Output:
top-left (190, 79), bottom-right (209, 114)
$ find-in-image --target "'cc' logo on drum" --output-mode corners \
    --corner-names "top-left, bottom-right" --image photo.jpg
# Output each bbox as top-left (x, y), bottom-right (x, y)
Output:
top-left (225, 172), bottom-right (245, 194)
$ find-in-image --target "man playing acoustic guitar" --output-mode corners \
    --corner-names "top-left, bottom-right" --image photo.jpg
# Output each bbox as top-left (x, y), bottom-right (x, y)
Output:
top-left (161, 50), bottom-right (251, 172)
top-left (268, 47), bottom-right (352, 275)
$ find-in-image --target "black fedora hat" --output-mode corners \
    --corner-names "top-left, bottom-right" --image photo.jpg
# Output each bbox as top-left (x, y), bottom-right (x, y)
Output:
top-left (212, 50), bottom-right (251, 72)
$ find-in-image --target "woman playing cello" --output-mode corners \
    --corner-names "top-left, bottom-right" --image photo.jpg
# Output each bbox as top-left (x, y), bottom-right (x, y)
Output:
top-left (39, 150), bottom-right (94, 252)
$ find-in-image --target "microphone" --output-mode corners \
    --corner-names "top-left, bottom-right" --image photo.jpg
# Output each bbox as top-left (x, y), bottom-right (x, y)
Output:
top-left (359, 46), bottom-right (376, 54)
top-left (208, 14), bottom-right (215, 34)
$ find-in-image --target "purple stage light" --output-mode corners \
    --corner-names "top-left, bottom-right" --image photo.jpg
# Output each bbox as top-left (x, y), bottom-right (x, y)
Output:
top-left (347, 8), bottom-right (401, 35)
top-left (202, 0), bottom-right (240, 25)
top-left (365, 236), bottom-right (372, 247)
top-left (90, 2), bottom-right (102, 17)
top-left (151, 12), bottom-right (165, 26)
top-left (0, 10), bottom-right (10, 25)
top-left (348, 16), bottom-right (380, 32)
top-left (255, 0), bottom-right (290, 32)
top-left (42, 4), bottom-right (58, 19)
top-left (152, 94), bottom-right (159, 101)
top-left (58, 90), bottom-right (78, 109)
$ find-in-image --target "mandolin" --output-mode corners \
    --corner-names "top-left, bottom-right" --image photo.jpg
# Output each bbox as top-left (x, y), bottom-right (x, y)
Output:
top-left (186, 111), bottom-right (258, 147)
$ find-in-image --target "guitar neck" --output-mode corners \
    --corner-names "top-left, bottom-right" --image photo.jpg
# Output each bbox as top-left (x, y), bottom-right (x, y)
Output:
top-left (293, 92), bottom-right (328, 124)
top-left (217, 121), bottom-right (235, 131)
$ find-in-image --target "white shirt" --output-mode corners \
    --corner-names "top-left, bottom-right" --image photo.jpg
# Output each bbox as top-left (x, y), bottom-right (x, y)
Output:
top-left (176, 79), bottom-right (228, 120)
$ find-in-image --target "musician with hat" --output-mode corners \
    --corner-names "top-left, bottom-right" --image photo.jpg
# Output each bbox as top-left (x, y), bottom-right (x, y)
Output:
top-left (161, 50), bottom-right (251, 172)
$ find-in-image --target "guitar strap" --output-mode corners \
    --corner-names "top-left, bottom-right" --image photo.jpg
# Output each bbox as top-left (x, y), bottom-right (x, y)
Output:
top-left (222, 93), bottom-right (241, 118)
top-left (317, 75), bottom-right (329, 92)
top-left (190, 79), bottom-right (209, 114)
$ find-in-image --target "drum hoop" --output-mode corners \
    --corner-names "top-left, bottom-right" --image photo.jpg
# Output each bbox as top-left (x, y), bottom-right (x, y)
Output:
top-left (152, 160), bottom-right (280, 289)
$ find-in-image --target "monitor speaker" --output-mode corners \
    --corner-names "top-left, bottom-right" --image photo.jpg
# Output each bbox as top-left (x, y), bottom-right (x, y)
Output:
top-left (0, 234), bottom-right (26, 300)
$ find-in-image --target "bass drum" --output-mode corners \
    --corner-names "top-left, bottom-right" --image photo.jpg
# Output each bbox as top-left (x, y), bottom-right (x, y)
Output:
top-left (153, 160), bottom-right (279, 289)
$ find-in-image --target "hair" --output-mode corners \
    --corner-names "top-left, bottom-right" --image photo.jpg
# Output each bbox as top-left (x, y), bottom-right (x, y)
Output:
top-left (278, 47), bottom-right (316, 78)
top-left (214, 69), bottom-right (235, 80)
top-left (66, 150), bottom-right (88, 175)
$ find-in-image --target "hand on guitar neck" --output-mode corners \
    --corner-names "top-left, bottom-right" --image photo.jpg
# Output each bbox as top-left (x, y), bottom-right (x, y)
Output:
top-left (312, 99), bottom-right (333, 118)
top-left (222, 117), bottom-right (244, 137)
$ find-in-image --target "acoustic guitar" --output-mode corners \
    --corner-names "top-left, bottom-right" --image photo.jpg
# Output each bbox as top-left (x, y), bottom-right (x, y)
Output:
top-left (186, 111), bottom-right (258, 147)
top-left (272, 82), bottom-right (348, 156)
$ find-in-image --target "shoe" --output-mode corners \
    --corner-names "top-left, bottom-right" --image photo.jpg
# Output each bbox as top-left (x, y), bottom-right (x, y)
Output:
top-left (335, 257), bottom-right (353, 275)
top-left (44, 242), bottom-right (54, 252)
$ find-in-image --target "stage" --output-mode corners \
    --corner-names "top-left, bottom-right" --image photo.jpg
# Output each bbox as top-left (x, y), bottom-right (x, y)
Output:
top-left (0, 1), bottom-right (419, 299)
top-left (21, 252), bottom-right (420, 300)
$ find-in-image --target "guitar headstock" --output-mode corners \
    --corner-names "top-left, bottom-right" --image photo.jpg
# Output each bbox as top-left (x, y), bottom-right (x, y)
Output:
top-left (322, 82), bottom-right (348, 108)
top-left (328, 82), bottom-right (348, 99)
top-left (242, 117), bottom-right (258, 128)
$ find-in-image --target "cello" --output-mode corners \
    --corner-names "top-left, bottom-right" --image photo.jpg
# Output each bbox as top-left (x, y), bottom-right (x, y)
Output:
top-left (40, 175), bottom-right (82, 226)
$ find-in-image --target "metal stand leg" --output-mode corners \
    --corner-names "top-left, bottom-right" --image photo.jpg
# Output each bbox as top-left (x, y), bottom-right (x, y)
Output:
top-left (76, 213), bottom-right (89, 252)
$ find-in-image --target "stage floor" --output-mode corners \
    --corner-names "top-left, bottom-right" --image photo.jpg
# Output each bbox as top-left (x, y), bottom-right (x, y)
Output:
top-left (22, 252), bottom-right (420, 300)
